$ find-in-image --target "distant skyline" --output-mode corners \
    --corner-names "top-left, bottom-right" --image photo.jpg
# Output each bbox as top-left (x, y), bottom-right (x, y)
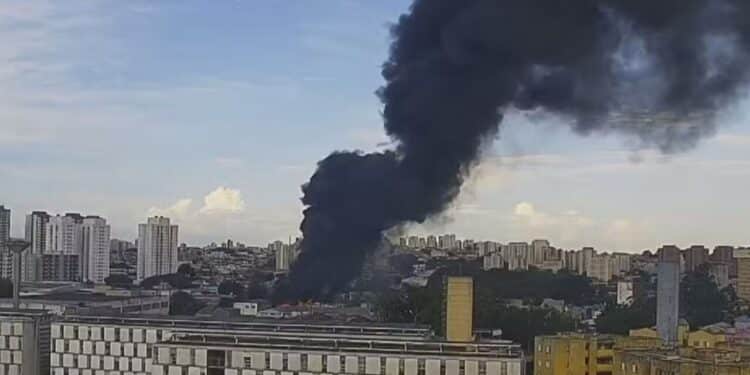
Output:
top-left (2, 1), bottom-right (749, 252)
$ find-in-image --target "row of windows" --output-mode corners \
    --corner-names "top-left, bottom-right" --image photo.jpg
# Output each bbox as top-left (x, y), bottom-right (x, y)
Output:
top-left (0, 364), bottom-right (21, 375)
top-left (54, 340), bottom-right (152, 358)
top-left (0, 323), bottom-right (24, 336)
top-left (0, 337), bottom-right (21, 350)
top-left (52, 325), bottom-right (167, 343)
top-left (157, 348), bottom-right (514, 375)
top-left (52, 353), bottom-right (152, 372)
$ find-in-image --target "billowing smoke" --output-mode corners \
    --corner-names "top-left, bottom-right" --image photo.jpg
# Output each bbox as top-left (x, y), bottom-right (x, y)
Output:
top-left (276, 0), bottom-right (750, 301)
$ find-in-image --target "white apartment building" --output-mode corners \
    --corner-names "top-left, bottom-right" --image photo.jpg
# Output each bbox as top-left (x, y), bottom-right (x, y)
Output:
top-left (81, 217), bottom-right (111, 284)
top-left (483, 252), bottom-right (504, 271)
top-left (588, 254), bottom-right (612, 282)
top-left (439, 234), bottom-right (457, 250)
top-left (46, 214), bottom-right (84, 255)
top-left (137, 217), bottom-right (178, 281)
top-left (23, 211), bottom-right (50, 281)
top-left (274, 244), bottom-right (294, 272)
top-left (0, 206), bottom-right (11, 279)
top-left (530, 239), bottom-right (550, 266)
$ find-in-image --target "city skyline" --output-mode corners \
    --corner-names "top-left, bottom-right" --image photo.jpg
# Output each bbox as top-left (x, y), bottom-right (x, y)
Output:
top-left (2, 1), bottom-right (750, 251)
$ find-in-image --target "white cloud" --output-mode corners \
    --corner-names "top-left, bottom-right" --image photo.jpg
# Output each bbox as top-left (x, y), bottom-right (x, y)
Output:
top-left (513, 201), bottom-right (537, 217)
top-left (148, 199), bottom-right (193, 219)
top-left (200, 187), bottom-right (246, 214)
top-left (149, 187), bottom-right (245, 219)
top-left (511, 202), bottom-right (595, 245)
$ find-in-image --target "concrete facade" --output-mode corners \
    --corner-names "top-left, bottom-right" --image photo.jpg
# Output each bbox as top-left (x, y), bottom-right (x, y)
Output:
top-left (0, 206), bottom-right (11, 279)
top-left (444, 277), bottom-right (473, 343)
top-left (137, 217), bottom-right (178, 281)
top-left (534, 334), bottom-right (615, 375)
top-left (0, 309), bottom-right (52, 375)
top-left (41, 315), bottom-right (523, 375)
top-left (657, 246), bottom-right (681, 346)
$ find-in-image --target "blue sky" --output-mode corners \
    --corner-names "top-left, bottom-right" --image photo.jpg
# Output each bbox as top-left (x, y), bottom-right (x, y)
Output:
top-left (2, 0), bottom-right (749, 252)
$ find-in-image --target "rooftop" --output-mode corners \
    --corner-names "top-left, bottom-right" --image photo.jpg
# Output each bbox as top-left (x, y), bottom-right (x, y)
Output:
top-left (60, 315), bottom-right (434, 341)
top-left (162, 332), bottom-right (523, 359)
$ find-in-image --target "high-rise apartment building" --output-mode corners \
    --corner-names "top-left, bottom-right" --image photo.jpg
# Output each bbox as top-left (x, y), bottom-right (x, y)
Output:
top-left (588, 253), bottom-right (612, 282)
top-left (735, 247), bottom-right (750, 302)
top-left (137, 216), bottom-right (178, 281)
top-left (23, 211), bottom-right (50, 281)
top-left (45, 213), bottom-right (83, 255)
top-left (0, 206), bottom-right (11, 279)
top-left (81, 216), bottom-right (111, 284)
top-left (712, 245), bottom-right (737, 278)
top-left (531, 239), bottom-right (550, 265)
top-left (683, 245), bottom-right (709, 273)
top-left (274, 242), bottom-right (295, 272)
top-left (657, 245), bottom-right (681, 346)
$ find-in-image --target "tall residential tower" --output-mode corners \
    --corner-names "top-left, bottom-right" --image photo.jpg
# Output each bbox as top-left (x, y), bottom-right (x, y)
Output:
top-left (0, 206), bottom-right (11, 278)
top-left (81, 216), bottom-right (111, 284)
top-left (137, 216), bottom-right (179, 281)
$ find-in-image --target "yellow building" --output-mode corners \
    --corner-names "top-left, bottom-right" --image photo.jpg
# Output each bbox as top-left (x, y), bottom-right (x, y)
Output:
top-left (614, 346), bottom-right (750, 375)
top-left (534, 333), bottom-right (615, 375)
top-left (629, 324), bottom-right (727, 349)
top-left (444, 276), bottom-right (473, 342)
top-left (687, 328), bottom-right (728, 348)
top-left (629, 320), bottom-right (690, 347)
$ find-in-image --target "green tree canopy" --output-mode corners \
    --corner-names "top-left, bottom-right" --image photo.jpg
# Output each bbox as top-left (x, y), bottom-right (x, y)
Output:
top-left (169, 291), bottom-right (204, 316)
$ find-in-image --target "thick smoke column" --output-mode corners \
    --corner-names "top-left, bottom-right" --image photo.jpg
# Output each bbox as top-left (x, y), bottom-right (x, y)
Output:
top-left (278, 0), bottom-right (750, 301)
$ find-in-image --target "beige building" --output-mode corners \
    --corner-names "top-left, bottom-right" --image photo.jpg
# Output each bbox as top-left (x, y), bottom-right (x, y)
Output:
top-left (737, 248), bottom-right (750, 302)
top-left (0, 309), bottom-right (52, 375)
top-left (153, 332), bottom-right (523, 375)
top-left (43, 315), bottom-right (522, 375)
top-left (614, 345), bottom-right (750, 375)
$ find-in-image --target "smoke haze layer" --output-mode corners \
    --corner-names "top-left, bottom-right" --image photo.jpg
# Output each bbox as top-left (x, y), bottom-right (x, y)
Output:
top-left (277, 0), bottom-right (750, 301)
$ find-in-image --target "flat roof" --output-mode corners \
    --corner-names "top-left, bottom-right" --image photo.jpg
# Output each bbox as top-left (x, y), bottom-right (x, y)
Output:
top-left (0, 308), bottom-right (51, 318)
top-left (59, 315), bottom-right (434, 341)
top-left (162, 333), bottom-right (523, 359)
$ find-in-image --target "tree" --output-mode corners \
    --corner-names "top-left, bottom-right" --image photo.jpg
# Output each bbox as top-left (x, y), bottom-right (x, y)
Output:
top-left (169, 291), bottom-right (204, 316)
top-left (596, 297), bottom-right (656, 335)
top-left (681, 266), bottom-right (729, 327)
top-left (0, 279), bottom-right (12, 298)
top-left (218, 280), bottom-right (245, 297)
top-left (176, 263), bottom-right (195, 278)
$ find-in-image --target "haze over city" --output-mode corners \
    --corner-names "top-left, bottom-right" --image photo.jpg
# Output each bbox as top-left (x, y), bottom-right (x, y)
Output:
top-left (2, 0), bottom-right (750, 252)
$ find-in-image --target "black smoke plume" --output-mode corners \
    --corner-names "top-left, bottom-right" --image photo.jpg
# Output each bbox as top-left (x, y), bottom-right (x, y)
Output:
top-left (276, 0), bottom-right (750, 301)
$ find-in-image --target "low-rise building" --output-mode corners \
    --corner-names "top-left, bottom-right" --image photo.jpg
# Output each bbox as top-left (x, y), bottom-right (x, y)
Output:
top-left (614, 345), bottom-right (750, 375)
top-left (42, 314), bottom-right (523, 375)
top-left (0, 309), bottom-right (52, 375)
top-left (534, 333), bottom-right (615, 375)
top-left (154, 332), bottom-right (523, 375)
